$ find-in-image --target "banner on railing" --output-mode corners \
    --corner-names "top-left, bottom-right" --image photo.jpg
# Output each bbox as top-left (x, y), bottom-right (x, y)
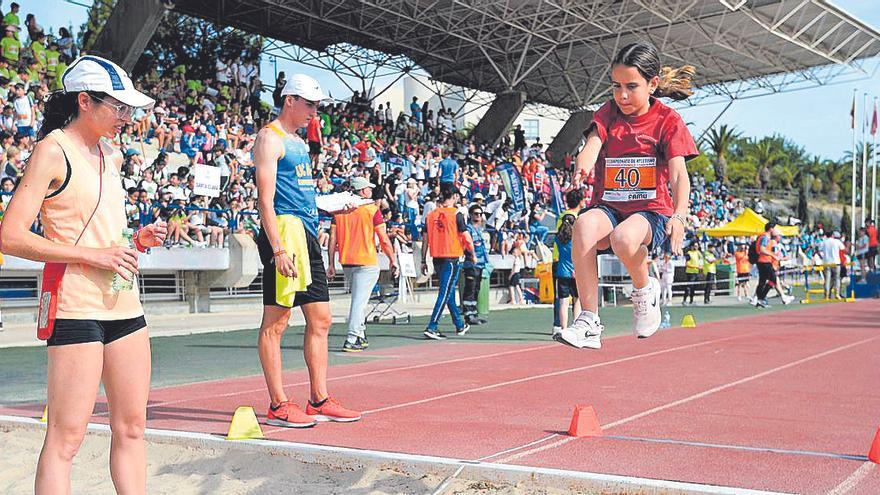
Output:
top-left (193, 164), bottom-right (221, 198)
top-left (497, 162), bottom-right (526, 212)
top-left (547, 169), bottom-right (564, 215)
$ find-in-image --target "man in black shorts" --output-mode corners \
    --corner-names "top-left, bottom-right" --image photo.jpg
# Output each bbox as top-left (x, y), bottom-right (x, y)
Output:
top-left (255, 74), bottom-right (360, 429)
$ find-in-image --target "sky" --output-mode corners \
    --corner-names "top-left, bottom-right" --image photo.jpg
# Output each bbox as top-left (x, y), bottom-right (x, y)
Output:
top-left (23, 0), bottom-right (880, 161)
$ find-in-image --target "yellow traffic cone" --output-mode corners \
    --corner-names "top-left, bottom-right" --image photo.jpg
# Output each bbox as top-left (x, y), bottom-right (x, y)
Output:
top-left (226, 406), bottom-right (264, 440)
top-left (681, 314), bottom-right (697, 328)
top-left (40, 405), bottom-right (47, 423)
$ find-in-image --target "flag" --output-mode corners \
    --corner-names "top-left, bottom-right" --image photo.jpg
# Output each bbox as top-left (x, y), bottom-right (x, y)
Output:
top-left (497, 162), bottom-right (526, 212)
top-left (872, 100), bottom-right (878, 136)
top-left (547, 169), bottom-right (564, 216)
top-left (851, 93), bottom-right (856, 129)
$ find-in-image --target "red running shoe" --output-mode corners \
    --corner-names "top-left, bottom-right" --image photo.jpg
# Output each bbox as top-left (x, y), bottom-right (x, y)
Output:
top-left (266, 400), bottom-right (317, 428)
top-left (306, 397), bottom-right (362, 422)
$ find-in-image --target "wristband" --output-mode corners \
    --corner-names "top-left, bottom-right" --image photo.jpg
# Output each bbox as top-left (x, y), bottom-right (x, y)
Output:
top-left (670, 214), bottom-right (687, 227)
top-left (273, 249), bottom-right (286, 257)
top-left (132, 229), bottom-right (148, 253)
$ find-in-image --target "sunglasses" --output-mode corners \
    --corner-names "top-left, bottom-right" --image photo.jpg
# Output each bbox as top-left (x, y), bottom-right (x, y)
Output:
top-left (92, 95), bottom-right (135, 119)
top-left (293, 96), bottom-right (319, 109)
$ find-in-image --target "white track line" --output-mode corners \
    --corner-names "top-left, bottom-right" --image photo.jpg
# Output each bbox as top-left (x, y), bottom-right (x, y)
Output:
top-left (361, 335), bottom-right (744, 415)
top-left (264, 336), bottom-right (743, 435)
top-left (496, 336), bottom-right (879, 464)
top-left (826, 462), bottom-right (877, 495)
top-left (94, 343), bottom-right (556, 417)
top-left (0, 415), bottom-right (790, 495)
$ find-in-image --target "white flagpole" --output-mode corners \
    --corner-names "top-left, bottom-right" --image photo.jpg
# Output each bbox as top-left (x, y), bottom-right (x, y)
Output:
top-left (872, 97), bottom-right (878, 221)
top-left (861, 93), bottom-right (869, 227)
top-left (851, 89), bottom-right (858, 254)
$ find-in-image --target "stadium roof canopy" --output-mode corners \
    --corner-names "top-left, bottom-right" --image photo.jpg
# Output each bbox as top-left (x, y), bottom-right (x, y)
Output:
top-left (172, 0), bottom-right (880, 109)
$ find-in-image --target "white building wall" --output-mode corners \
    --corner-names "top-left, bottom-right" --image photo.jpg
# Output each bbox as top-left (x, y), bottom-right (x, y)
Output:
top-left (380, 75), bottom-right (566, 145)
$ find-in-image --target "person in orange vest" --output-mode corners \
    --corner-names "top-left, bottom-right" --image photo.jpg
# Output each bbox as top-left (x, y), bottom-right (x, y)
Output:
top-left (421, 184), bottom-right (475, 339)
top-left (750, 221), bottom-right (779, 307)
top-left (327, 176), bottom-right (398, 352)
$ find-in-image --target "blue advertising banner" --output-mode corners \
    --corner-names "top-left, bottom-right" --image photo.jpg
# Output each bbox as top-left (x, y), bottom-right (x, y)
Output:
top-left (547, 168), bottom-right (564, 215)
top-left (497, 162), bottom-right (526, 212)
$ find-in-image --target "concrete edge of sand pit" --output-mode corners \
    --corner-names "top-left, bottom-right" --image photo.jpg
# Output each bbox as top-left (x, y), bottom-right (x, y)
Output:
top-left (1, 416), bottom-right (790, 495)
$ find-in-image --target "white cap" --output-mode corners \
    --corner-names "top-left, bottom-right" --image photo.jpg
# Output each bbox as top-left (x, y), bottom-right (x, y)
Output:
top-left (61, 56), bottom-right (155, 108)
top-left (281, 73), bottom-right (327, 102)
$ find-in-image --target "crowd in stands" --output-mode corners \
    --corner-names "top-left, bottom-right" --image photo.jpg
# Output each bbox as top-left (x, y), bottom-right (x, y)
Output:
top-left (3, 4), bottom-right (873, 292)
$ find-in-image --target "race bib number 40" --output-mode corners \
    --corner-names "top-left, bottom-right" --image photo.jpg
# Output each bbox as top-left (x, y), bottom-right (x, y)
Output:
top-left (603, 157), bottom-right (657, 202)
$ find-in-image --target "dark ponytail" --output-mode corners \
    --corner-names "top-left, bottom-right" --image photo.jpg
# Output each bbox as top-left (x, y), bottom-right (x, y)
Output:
top-left (38, 91), bottom-right (80, 141)
top-left (612, 42), bottom-right (696, 101)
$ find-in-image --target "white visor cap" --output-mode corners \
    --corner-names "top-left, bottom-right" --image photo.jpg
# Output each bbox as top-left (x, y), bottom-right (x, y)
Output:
top-left (62, 55), bottom-right (155, 109)
top-left (280, 73), bottom-right (327, 102)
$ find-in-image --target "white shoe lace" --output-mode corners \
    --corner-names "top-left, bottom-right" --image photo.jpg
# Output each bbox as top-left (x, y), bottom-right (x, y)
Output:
top-left (632, 297), bottom-right (648, 317)
top-left (571, 312), bottom-right (601, 337)
top-left (631, 288), bottom-right (650, 318)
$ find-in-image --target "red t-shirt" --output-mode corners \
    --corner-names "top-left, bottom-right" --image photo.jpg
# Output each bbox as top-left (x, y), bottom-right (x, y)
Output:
top-left (306, 117), bottom-right (321, 142)
top-left (353, 140), bottom-right (370, 162)
top-left (586, 98), bottom-right (698, 216)
top-left (867, 225), bottom-right (878, 248)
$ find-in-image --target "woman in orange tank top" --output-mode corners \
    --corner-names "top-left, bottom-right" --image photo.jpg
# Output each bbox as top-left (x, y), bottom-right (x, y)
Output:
top-left (0, 56), bottom-right (164, 494)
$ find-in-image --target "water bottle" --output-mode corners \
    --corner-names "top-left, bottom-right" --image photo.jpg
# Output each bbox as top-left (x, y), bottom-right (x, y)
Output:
top-left (111, 228), bottom-right (135, 293)
top-left (661, 310), bottom-right (671, 329)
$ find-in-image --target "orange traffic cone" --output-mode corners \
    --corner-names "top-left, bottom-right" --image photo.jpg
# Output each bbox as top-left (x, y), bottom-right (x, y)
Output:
top-left (869, 426), bottom-right (880, 464)
top-left (567, 405), bottom-right (602, 437)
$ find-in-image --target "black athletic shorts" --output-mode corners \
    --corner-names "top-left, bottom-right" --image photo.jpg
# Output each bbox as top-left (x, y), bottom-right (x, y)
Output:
top-left (308, 140), bottom-right (321, 155)
top-left (47, 316), bottom-right (147, 347)
top-left (257, 228), bottom-right (330, 308)
top-left (508, 272), bottom-right (522, 287)
top-left (555, 277), bottom-right (579, 299)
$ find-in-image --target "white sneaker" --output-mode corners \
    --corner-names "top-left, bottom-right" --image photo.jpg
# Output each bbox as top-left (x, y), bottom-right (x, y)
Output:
top-left (552, 326), bottom-right (563, 337)
top-left (631, 277), bottom-right (661, 338)
top-left (781, 294), bottom-right (795, 305)
top-left (555, 311), bottom-right (603, 349)
top-left (749, 296), bottom-right (758, 306)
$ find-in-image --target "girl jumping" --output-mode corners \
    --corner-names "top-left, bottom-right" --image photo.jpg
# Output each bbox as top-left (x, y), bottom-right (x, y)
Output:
top-left (556, 42), bottom-right (698, 349)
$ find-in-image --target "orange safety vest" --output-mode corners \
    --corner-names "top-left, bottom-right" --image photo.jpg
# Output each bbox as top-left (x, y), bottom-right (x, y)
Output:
top-left (756, 233), bottom-right (775, 264)
top-left (426, 207), bottom-right (464, 258)
top-left (334, 203), bottom-right (379, 266)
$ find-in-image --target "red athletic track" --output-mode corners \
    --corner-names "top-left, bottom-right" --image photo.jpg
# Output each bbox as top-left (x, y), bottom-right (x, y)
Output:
top-left (4, 301), bottom-right (879, 494)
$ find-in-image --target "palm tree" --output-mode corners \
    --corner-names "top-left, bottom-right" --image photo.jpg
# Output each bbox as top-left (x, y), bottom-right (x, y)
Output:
top-left (824, 161), bottom-right (851, 203)
top-left (702, 125), bottom-right (741, 185)
top-left (748, 138), bottom-right (785, 190)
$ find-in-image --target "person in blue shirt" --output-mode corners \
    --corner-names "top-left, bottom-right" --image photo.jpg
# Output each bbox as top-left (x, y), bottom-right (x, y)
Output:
top-left (552, 207), bottom-right (580, 335)
top-left (410, 96), bottom-right (421, 124)
top-left (462, 204), bottom-right (489, 325)
top-left (439, 149), bottom-right (458, 185)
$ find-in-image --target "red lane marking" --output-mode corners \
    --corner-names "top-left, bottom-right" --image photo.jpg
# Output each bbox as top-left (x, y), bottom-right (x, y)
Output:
top-left (495, 336), bottom-right (879, 464)
top-left (263, 336), bottom-right (746, 436)
top-left (116, 343), bottom-right (556, 417)
top-left (358, 334), bottom-right (745, 416)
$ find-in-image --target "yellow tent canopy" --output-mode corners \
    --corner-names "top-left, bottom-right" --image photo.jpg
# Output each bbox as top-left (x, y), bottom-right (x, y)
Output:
top-left (699, 208), bottom-right (799, 238)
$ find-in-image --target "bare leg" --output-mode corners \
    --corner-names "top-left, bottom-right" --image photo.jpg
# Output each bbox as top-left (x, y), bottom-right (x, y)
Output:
top-left (609, 215), bottom-right (653, 289)
top-left (572, 210), bottom-right (614, 314)
top-left (103, 329), bottom-right (151, 495)
top-left (559, 297), bottom-right (570, 328)
top-left (300, 302), bottom-right (332, 402)
top-left (258, 306), bottom-right (292, 406)
top-left (36, 343), bottom-right (104, 495)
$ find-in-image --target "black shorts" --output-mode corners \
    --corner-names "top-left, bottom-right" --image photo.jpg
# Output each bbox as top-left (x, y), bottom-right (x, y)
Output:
top-left (555, 277), bottom-right (579, 299)
top-left (868, 246), bottom-right (878, 258)
top-left (508, 272), bottom-right (521, 287)
top-left (47, 316), bottom-right (147, 347)
top-left (257, 228), bottom-right (330, 308)
top-left (308, 140), bottom-right (321, 155)
top-left (736, 273), bottom-right (750, 284)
